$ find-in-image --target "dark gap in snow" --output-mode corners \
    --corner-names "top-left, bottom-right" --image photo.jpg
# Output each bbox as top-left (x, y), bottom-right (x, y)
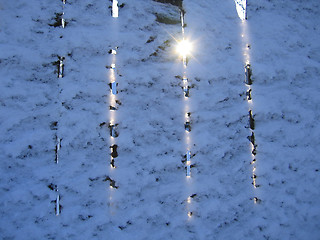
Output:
top-left (155, 13), bottom-right (180, 25)
top-left (89, 177), bottom-right (100, 182)
top-left (48, 183), bottom-right (58, 191)
top-left (118, 221), bottom-right (131, 231)
top-left (110, 158), bottom-right (115, 168)
top-left (110, 144), bottom-right (118, 158)
top-left (190, 194), bottom-right (197, 199)
top-left (108, 124), bottom-right (119, 138)
top-left (148, 39), bottom-right (172, 59)
top-left (247, 132), bottom-right (255, 146)
top-left (52, 56), bottom-right (65, 78)
top-left (110, 100), bottom-right (121, 110)
top-left (182, 151), bottom-right (195, 163)
top-left (288, 164), bottom-right (298, 172)
top-left (50, 121), bottom-right (58, 130)
top-left (108, 47), bottom-right (118, 55)
top-left (183, 86), bottom-right (190, 97)
top-left (62, 102), bottom-right (73, 110)
top-left (49, 13), bottom-right (68, 28)
top-left (184, 121), bottom-right (191, 132)
top-left (146, 36), bottom-right (156, 44)
top-left (153, 0), bottom-right (183, 8)
top-left (109, 82), bottom-right (118, 95)
top-left (103, 176), bottom-right (118, 189)
top-left (245, 64), bottom-right (252, 85)
top-left (249, 110), bottom-right (255, 130)
top-left (79, 215), bottom-right (93, 221)
top-left (186, 164), bottom-right (196, 168)
top-left (252, 146), bottom-right (257, 156)
top-left (253, 197), bottom-right (261, 204)
top-left (106, 64), bottom-right (116, 69)
top-left (246, 89), bottom-right (252, 100)
top-left (100, 122), bottom-right (107, 127)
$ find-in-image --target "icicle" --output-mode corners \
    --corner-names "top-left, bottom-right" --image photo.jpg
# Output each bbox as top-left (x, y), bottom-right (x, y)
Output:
top-left (109, 82), bottom-right (118, 95)
top-left (180, 10), bottom-right (184, 28)
top-left (58, 58), bottom-right (64, 78)
top-left (186, 165), bottom-right (191, 177)
top-left (183, 86), bottom-right (190, 98)
top-left (109, 124), bottom-right (118, 138)
top-left (112, 0), bottom-right (119, 18)
top-left (57, 138), bottom-right (61, 151)
top-left (234, 0), bottom-right (247, 20)
top-left (55, 194), bottom-right (60, 216)
top-left (55, 137), bottom-right (61, 164)
top-left (183, 56), bottom-right (187, 68)
top-left (184, 121), bottom-right (191, 132)
top-left (61, 16), bottom-right (65, 28)
top-left (186, 151), bottom-right (191, 162)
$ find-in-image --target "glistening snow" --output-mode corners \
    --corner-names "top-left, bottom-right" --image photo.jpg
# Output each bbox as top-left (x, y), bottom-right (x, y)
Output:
top-left (0, 0), bottom-right (319, 239)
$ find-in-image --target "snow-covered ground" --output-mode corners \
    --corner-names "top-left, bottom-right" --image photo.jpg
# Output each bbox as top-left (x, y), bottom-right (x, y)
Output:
top-left (0, 0), bottom-right (319, 239)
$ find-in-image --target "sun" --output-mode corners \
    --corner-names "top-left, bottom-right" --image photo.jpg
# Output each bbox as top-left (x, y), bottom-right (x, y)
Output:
top-left (176, 39), bottom-right (193, 57)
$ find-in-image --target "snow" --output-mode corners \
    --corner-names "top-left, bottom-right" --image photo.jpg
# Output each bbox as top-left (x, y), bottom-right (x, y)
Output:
top-left (0, 0), bottom-right (320, 239)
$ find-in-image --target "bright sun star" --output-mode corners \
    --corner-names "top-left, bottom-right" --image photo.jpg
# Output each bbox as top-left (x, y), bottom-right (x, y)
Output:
top-left (176, 39), bottom-right (192, 57)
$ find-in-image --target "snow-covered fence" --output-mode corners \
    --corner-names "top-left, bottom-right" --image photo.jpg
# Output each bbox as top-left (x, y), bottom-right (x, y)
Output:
top-left (176, 4), bottom-right (196, 217)
top-left (238, 17), bottom-right (260, 201)
top-left (244, 65), bottom-right (258, 191)
top-left (50, 0), bottom-right (68, 216)
top-left (178, 7), bottom-right (193, 178)
top-left (108, 46), bottom-right (120, 170)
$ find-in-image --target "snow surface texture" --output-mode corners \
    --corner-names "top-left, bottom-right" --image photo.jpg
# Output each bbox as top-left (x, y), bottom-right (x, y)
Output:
top-left (0, 0), bottom-right (320, 239)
